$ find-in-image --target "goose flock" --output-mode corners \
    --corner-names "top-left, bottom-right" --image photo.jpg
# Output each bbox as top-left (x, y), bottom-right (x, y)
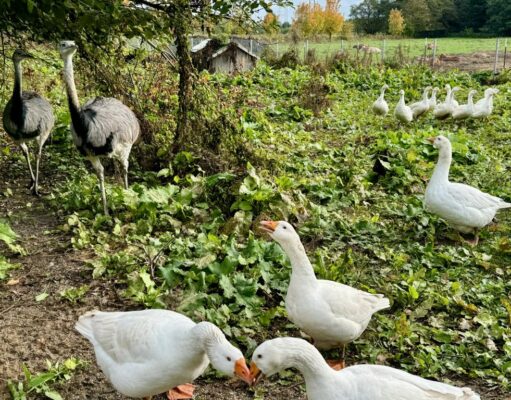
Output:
top-left (373, 83), bottom-right (499, 122)
top-left (2, 45), bottom-right (509, 400)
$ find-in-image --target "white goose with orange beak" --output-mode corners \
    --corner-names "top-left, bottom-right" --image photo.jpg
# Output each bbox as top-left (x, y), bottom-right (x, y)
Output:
top-left (424, 135), bottom-right (511, 246)
top-left (259, 221), bottom-right (389, 369)
top-left (76, 310), bottom-right (252, 400)
top-left (250, 337), bottom-right (480, 400)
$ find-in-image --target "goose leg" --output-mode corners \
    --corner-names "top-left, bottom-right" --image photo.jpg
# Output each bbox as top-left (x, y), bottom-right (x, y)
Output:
top-left (167, 383), bottom-right (195, 400)
top-left (326, 344), bottom-right (346, 371)
top-left (20, 143), bottom-right (36, 190)
top-left (466, 229), bottom-right (479, 247)
top-left (90, 157), bottom-right (109, 216)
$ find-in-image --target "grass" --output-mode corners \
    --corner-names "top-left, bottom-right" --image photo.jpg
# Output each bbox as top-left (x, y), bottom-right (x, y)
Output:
top-left (271, 37), bottom-right (511, 60)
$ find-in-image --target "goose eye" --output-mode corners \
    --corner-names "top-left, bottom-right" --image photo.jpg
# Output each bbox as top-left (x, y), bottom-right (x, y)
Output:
top-left (226, 356), bottom-right (231, 362)
top-left (258, 354), bottom-right (263, 359)
top-left (283, 226), bottom-right (287, 230)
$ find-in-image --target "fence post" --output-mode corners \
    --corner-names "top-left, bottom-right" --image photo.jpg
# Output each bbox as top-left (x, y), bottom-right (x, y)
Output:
top-left (382, 39), bottom-right (385, 62)
top-left (494, 38), bottom-right (500, 74)
top-left (431, 39), bottom-right (437, 67)
top-left (503, 38), bottom-right (508, 69)
top-left (276, 42), bottom-right (280, 58)
top-left (423, 37), bottom-right (428, 64)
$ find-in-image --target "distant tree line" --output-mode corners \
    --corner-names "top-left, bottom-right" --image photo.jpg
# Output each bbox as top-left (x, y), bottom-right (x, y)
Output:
top-left (350, 0), bottom-right (511, 36)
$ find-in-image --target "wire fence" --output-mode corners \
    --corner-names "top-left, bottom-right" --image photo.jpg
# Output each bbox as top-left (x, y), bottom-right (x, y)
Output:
top-left (267, 37), bottom-right (511, 73)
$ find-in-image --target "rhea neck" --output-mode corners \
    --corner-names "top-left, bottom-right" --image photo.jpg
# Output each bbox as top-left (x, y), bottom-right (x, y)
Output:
top-left (276, 340), bottom-right (333, 381)
top-left (12, 59), bottom-right (23, 100)
top-left (431, 143), bottom-right (452, 184)
top-left (192, 322), bottom-right (226, 353)
top-left (279, 238), bottom-right (317, 281)
top-left (62, 52), bottom-right (81, 116)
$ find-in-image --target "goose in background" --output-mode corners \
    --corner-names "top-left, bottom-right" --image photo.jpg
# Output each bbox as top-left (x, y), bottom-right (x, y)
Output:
top-left (372, 84), bottom-right (389, 116)
top-left (2, 49), bottom-right (54, 195)
top-left (250, 338), bottom-right (481, 400)
top-left (434, 86), bottom-right (460, 119)
top-left (394, 90), bottom-right (413, 123)
top-left (424, 135), bottom-right (511, 246)
top-left (76, 309), bottom-right (252, 400)
top-left (428, 87), bottom-right (439, 110)
top-left (473, 88), bottom-right (499, 119)
top-left (59, 40), bottom-right (140, 216)
top-left (259, 221), bottom-right (389, 369)
top-left (444, 84), bottom-right (459, 108)
top-left (410, 86), bottom-right (431, 118)
top-left (452, 89), bottom-right (477, 120)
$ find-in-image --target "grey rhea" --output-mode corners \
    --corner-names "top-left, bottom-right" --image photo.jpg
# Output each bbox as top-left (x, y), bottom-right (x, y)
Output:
top-left (2, 49), bottom-right (55, 195)
top-left (58, 40), bottom-right (140, 216)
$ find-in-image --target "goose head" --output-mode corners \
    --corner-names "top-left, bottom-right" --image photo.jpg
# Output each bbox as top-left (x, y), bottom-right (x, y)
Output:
top-left (207, 340), bottom-right (252, 385)
top-left (59, 40), bottom-right (78, 58)
top-left (427, 135), bottom-right (451, 150)
top-left (250, 338), bottom-right (297, 384)
top-left (12, 49), bottom-right (34, 62)
top-left (381, 84), bottom-right (389, 91)
top-left (259, 221), bottom-right (300, 247)
top-left (485, 88), bottom-right (499, 97)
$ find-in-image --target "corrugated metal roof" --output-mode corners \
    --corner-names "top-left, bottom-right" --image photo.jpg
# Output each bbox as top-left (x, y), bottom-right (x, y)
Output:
top-left (211, 42), bottom-right (259, 59)
top-left (191, 39), bottom-right (211, 53)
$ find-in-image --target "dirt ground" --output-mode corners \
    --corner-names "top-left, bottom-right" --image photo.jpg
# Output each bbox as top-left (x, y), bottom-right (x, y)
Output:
top-left (419, 51), bottom-right (510, 73)
top-left (0, 149), bottom-right (508, 400)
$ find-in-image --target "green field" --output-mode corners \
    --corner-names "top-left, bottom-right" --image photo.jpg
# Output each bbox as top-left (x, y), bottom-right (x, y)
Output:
top-left (272, 37), bottom-right (511, 60)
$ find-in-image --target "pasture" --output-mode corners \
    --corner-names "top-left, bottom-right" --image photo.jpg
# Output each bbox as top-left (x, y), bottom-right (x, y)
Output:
top-left (1, 44), bottom-right (511, 400)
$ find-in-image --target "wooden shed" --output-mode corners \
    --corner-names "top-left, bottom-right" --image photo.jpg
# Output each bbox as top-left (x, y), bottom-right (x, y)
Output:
top-left (191, 39), bottom-right (258, 74)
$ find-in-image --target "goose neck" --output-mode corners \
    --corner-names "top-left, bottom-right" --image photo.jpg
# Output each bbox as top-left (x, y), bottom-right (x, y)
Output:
top-left (282, 341), bottom-right (334, 381)
top-left (281, 241), bottom-right (317, 281)
top-left (192, 321), bottom-right (225, 353)
top-left (431, 146), bottom-right (451, 184)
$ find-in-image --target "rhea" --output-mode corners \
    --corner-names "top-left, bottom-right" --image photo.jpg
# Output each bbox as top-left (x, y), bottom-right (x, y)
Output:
top-left (2, 49), bottom-right (54, 195)
top-left (58, 40), bottom-right (140, 215)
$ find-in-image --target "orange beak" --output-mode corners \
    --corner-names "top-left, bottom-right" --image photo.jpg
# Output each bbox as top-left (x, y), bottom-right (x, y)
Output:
top-left (235, 358), bottom-right (252, 385)
top-left (259, 220), bottom-right (278, 233)
top-left (249, 362), bottom-right (263, 386)
top-left (427, 137), bottom-right (436, 144)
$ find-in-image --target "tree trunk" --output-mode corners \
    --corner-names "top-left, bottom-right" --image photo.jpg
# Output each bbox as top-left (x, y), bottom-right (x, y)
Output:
top-left (171, 1), bottom-right (195, 153)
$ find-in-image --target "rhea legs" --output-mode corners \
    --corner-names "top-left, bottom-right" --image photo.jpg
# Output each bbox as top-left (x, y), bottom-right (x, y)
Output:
top-left (89, 157), bottom-right (109, 216)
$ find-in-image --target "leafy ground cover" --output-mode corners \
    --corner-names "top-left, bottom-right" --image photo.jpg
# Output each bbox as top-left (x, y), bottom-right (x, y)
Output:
top-left (1, 52), bottom-right (511, 399)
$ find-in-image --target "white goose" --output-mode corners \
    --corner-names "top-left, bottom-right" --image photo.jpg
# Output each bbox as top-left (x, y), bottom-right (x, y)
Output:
top-left (259, 221), bottom-right (389, 368)
top-left (424, 136), bottom-right (511, 245)
top-left (473, 88), bottom-right (499, 119)
top-left (410, 86), bottom-right (431, 118)
top-left (394, 89), bottom-right (413, 123)
top-left (433, 86), bottom-right (460, 119)
top-left (452, 89), bottom-right (477, 120)
top-left (76, 310), bottom-right (252, 400)
top-left (250, 337), bottom-right (480, 400)
top-left (428, 87), bottom-right (439, 110)
top-left (372, 84), bottom-right (389, 116)
top-left (444, 84), bottom-right (459, 107)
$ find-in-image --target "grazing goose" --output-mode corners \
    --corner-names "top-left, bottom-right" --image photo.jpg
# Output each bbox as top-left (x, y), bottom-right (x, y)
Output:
top-left (371, 84), bottom-right (389, 116)
top-left (428, 87), bottom-right (439, 110)
top-left (250, 337), bottom-right (481, 400)
top-left (424, 136), bottom-right (511, 245)
top-left (2, 49), bottom-right (54, 195)
top-left (434, 86), bottom-right (460, 119)
top-left (410, 86), bottom-right (431, 118)
top-left (452, 90), bottom-right (477, 120)
top-left (76, 310), bottom-right (252, 400)
top-left (59, 40), bottom-right (140, 215)
top-left (259, 221), bottom-right (389, 369)
top-left (473, 88), bottom-right (499, 119)
top-left (394, 89), bottom-right (413, 123)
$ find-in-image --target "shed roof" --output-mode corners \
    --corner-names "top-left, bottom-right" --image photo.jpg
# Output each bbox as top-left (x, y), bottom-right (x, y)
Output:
top-left (211, 42), bottom-right (259, 60)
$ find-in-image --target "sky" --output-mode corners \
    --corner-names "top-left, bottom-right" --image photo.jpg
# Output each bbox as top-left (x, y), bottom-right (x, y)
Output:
top-left (267, 0), bottom-right (362, 22)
